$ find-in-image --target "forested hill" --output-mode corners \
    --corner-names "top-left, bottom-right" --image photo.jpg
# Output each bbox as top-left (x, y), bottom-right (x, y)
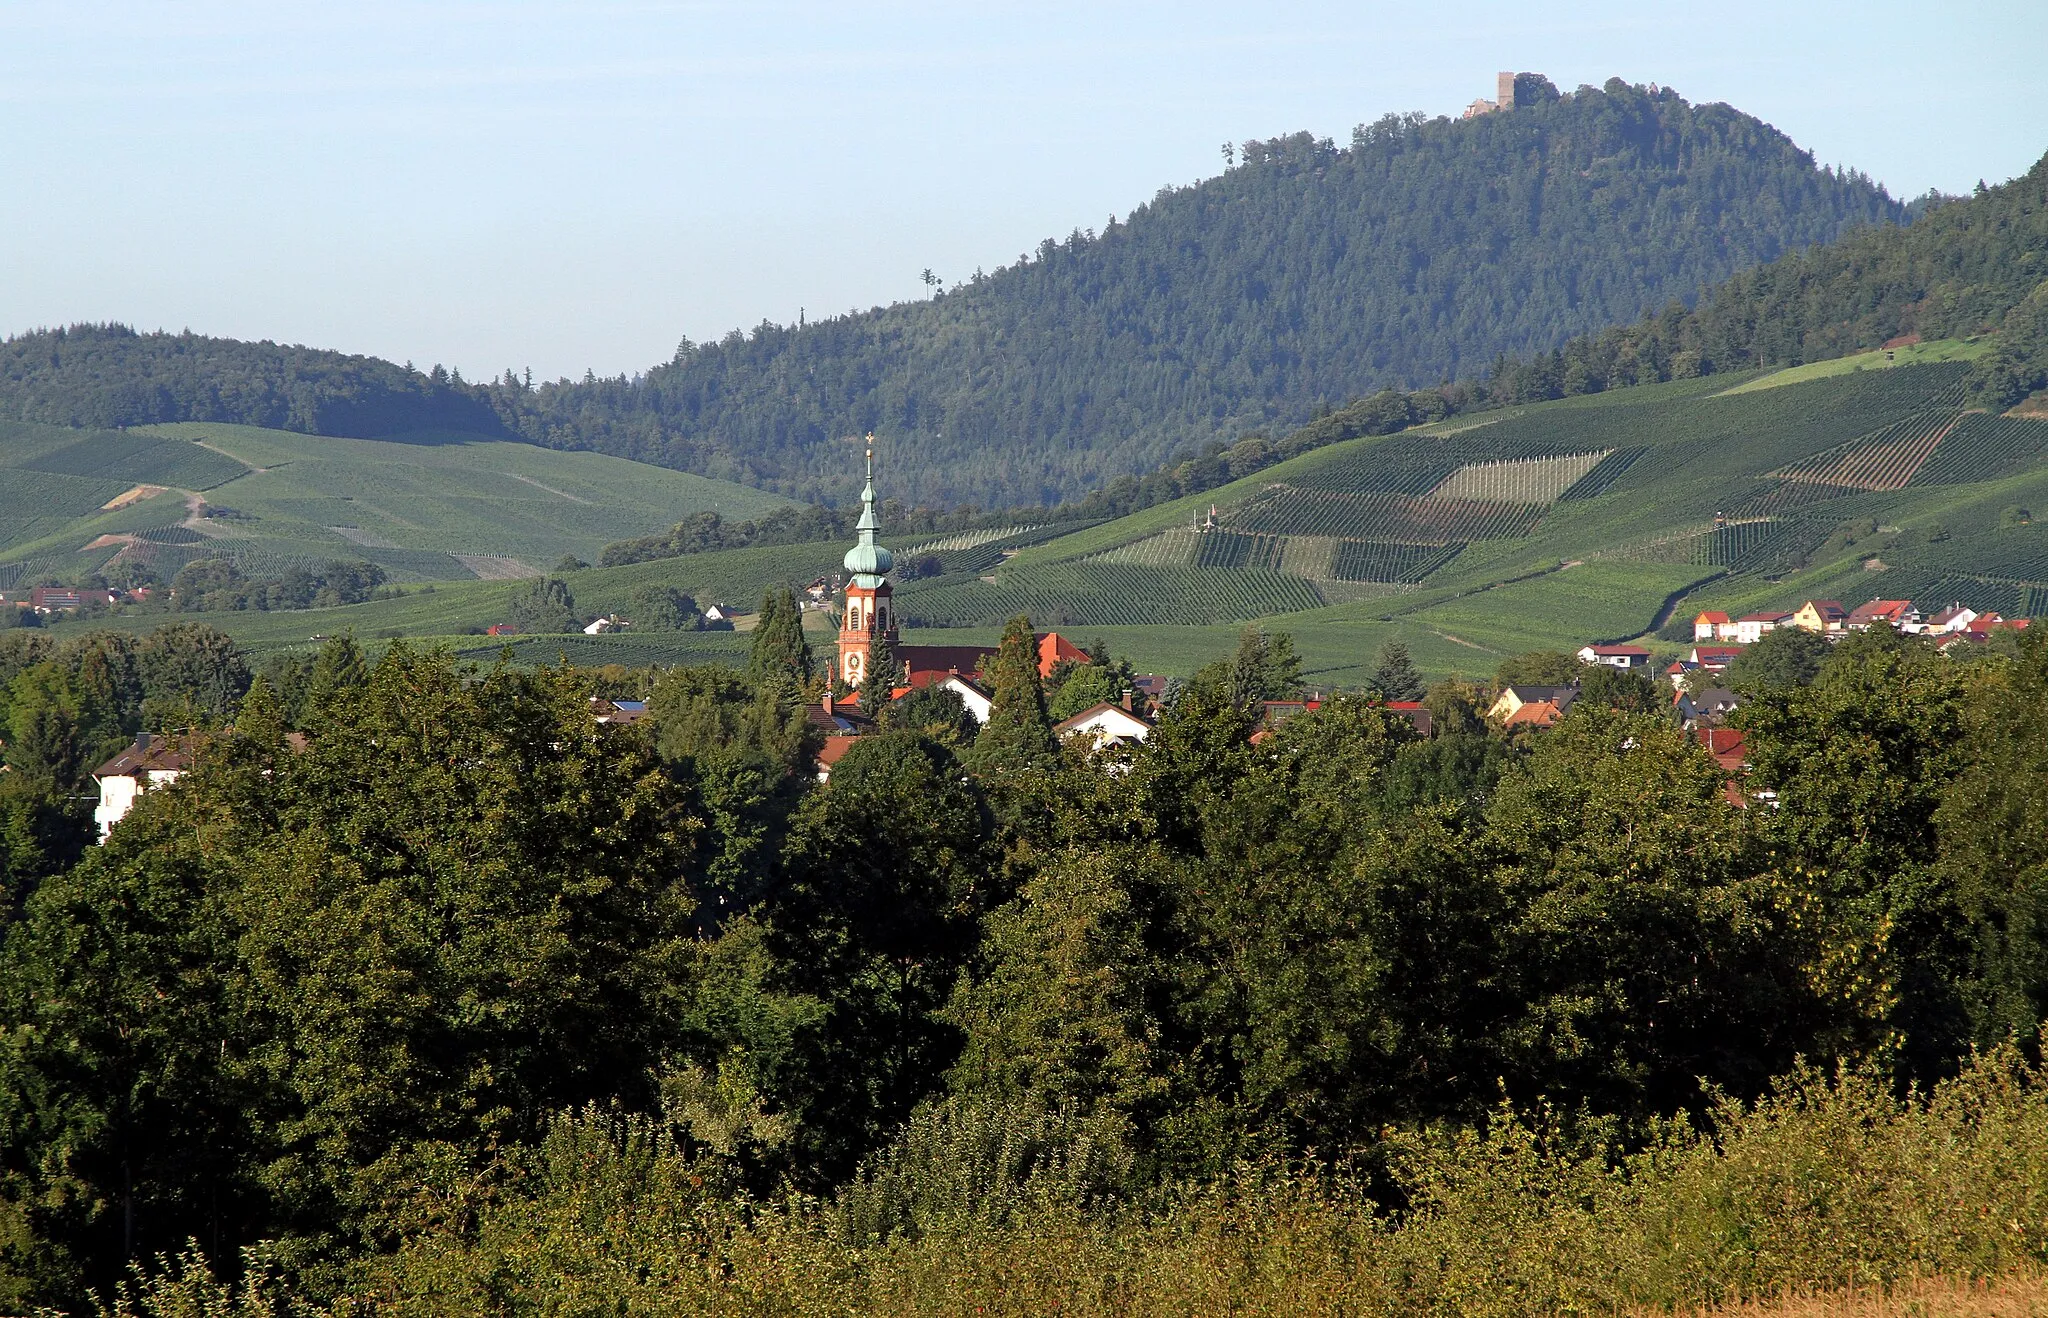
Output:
top-left (1, 76), bottom-right (1903, 506)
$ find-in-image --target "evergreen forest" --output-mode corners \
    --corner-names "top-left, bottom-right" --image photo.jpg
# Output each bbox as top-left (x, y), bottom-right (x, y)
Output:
top-left (8, 615), bottom-right (2048, 1312)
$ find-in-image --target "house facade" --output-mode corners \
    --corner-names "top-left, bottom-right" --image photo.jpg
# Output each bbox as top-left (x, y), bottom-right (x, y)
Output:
top-left (1577, 643), bottom-right (1650, 669)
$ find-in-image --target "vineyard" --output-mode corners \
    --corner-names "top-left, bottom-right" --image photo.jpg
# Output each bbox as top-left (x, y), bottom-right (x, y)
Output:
top-left (1734, 480), bottom-right (1865, 516)
top-left (0, 469), bottom-right (132, 522)
top-left (1329, 540), bottom-right (1466, 583)
top-left (1608, 518), bottom-right (1790, 567)
top-left (1189, 531), bottom-right (1288, 571)
top-left (1774, 408), bottom-right (1961, 490)
top-left (896, 563), bottom-right (1327, 628)
top-left (1893, 524), bottom-right (2048, 584)
top-left (1428, 451), bottom-right (1609, 503)
top-left (900, 525), bottom-right (1050, 554)
top-left (1909, 414), bottom-right (2048, 485)
top-left (1288, 431), bottom-right (1584, 498)
top-left (1555, 447), bottom-right (1647, 501)
top-left (1230, 489), bottom-right (1546, 542)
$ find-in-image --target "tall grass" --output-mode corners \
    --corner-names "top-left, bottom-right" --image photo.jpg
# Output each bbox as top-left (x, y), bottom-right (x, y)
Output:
top-left (98, 1047), bottom-right (2048, 1317)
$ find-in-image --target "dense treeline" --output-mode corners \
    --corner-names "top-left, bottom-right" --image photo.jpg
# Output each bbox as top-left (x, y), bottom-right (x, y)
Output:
top-left (0, 329), bottom-right (503, 436)
top-left (0, 79), bottom-right (1903, 506)
top-left (4, 611), bottom-right (2048, 1312)
top-left (1491, 145), bottom-right (2048, 410)
top-left (166, 557), bottom-right (387, 612)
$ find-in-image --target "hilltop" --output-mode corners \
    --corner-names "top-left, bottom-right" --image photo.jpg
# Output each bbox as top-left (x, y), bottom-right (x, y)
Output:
top-left (0, 76), bottom-right (1904, 506)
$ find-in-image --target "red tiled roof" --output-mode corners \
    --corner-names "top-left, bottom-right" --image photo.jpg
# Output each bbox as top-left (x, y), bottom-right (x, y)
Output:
top-left (1694, 611), bottom-right (1731, 624)
top-left (815, 736), bottom-right (863, 771)
top-left (1503, 700), bottom-right (1562, 728)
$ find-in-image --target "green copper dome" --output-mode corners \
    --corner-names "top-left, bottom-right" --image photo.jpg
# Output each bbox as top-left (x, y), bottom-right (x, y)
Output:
top-left (843, 444), bottom-right (893, 588)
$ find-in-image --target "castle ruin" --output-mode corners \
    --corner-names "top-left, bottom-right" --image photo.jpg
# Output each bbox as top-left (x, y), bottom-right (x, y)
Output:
top-left (1461, 71), bottom-right (1519, 119)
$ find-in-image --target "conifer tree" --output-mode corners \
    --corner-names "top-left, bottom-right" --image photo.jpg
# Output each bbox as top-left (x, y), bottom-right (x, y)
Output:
top-left (1370, 639), bottom-right (1426, 702)
top-left (968, 615), bottom-right (1055, 773)
top-left (859, 626), bottom-right (902, 717)
top-left (748, 587), bottom-right (812, 693)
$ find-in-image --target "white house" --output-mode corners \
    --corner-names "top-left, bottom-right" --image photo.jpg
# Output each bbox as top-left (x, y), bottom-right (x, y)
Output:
top-left (1053, 702), bottom-right (1153, 750)
top-left (1918, 604), bottom-right (1981, 635)
top-left (92, 734), bottom-right (199, 840)
top-left (582, 614), bottom-right (628, 635)
top-left (1577, 644), bottom-right (1650, 670)
top-left (1734, 611), bottom-right (1793, 645)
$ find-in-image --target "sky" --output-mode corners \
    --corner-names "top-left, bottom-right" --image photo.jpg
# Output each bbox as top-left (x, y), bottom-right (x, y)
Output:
top-left (2, 1), bottom-right (2042, 384)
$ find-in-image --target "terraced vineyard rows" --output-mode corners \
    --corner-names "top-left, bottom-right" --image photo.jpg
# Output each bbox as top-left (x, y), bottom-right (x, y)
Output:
top-left (1611, 518), bottom-right (1789, 567)
top-left (897, 563), bottom-right (1326, 628)
top-left (1290, 431), bottom-right (1586, 497)
top-left (1189, 531), bottom-right (1288, 571)
top-left (1555, 447), bottom-right (1647, 501)
top-left (1734, 480), bottom-right (1863, 516)
top-left (1231, 489), bottom-right (1545, 541)
top-left (1910, 415), bottom-right (2048, 485)
top-left (0, 469), bottom-right (131, 521)
top-left (1897, 526), bottom-right (2048, 583)
top-left (1330, 540), bottom-right (1465, 582)
top-left (1776, 409), bottom-right (1960, 490)
top-left (1428, 451), bottom-right (1609, 503)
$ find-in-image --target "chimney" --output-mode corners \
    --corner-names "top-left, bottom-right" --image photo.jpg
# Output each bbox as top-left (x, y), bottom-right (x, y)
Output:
top-left (1498, 71), bottom-right (1516, 109)
top-left (822, 692), bottom-right (835, 717)
top-left (134, 730), bottom-right (150, 752)
top-left (1120, 690), bottom-right (1133, 712)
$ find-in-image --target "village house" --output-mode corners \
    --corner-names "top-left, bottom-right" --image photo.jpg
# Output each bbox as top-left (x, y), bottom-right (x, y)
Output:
top-left (582, 615), bottom-right (628, 635)
top-left (1487, 684), bottom-right (1578, 723)
top-left (1733, 610), bottom-right (1794, 644)
top-left (1846, 599), bottom-right (1918, 631)
top-left (2, 586), bottom-right (118, 614)
top-left (891, 671), bottom-right (993, 724)
top-left (1696, 727), bottom-right (1751, 806)
top-left (93, 734), bottom-right (200, 839)
top-left (1577, 643), bottom-right (1650, 670)
top-left (1675, 686), bottom-right (1741, 726)
top-left (1692, 610), bottom-right (1734, 642)
top-left (1918, 604), bottom-right (1982, 635)
top-left (1054, 701), bottom-right (1153, 750)
top-left (589, 698), bottom-right (648, 725)
top-left (1500, 697), bottom-right (1569, 730)
top-left (1789, 600), bottom-right (1849, 634)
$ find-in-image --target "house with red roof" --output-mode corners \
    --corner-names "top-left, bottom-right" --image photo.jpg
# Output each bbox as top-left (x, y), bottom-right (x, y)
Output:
top-left (1846, 599), bottom-right (1917, 631)
top-left (1692, 610), bottom-right (1733, 642)
top-left (1696, 727), bottom-right (1751, 806)
top-left (1577, 643), bottom-right (1651, 670)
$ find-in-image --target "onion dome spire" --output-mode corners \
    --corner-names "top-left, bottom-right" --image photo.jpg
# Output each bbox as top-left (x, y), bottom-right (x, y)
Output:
top-left (843, 434), bottom-right (893, 588)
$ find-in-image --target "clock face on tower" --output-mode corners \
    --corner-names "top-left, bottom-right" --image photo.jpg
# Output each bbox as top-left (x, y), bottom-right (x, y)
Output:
top-left (844, 650), bottom-right (865, 685)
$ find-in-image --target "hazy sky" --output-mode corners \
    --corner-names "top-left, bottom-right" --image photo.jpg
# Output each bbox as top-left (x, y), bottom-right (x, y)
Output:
top-left (3, 1), bottom-right (2041, 382)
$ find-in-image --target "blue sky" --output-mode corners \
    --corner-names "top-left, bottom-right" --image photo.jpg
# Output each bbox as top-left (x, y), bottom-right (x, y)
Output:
top-left (2, 1), bottom-right (2041, 382)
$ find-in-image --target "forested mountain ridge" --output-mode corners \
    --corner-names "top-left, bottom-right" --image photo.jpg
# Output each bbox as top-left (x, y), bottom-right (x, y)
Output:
top-left (0, 77), bottom-right (1905, 506)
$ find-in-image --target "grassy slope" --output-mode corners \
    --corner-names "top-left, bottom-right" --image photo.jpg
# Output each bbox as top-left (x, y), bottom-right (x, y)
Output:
top-left (1715, 336), bottom-right (1992, 395)
top-left (0, 422), bottom-right (793, 580)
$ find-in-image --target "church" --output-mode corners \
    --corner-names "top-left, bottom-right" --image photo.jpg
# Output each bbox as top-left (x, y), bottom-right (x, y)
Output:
top-left (835, 440), bottom-right (1087, 691)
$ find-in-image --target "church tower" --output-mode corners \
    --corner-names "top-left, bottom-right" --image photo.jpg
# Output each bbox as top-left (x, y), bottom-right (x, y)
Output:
top-left (838, 437), bottom-right (896, 688)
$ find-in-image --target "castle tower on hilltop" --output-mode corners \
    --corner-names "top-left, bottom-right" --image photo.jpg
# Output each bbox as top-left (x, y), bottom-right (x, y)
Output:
top-left (838, 436), bottom-right (897, 688)
top-left (1462, 71), bottom-right (1520, 119)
